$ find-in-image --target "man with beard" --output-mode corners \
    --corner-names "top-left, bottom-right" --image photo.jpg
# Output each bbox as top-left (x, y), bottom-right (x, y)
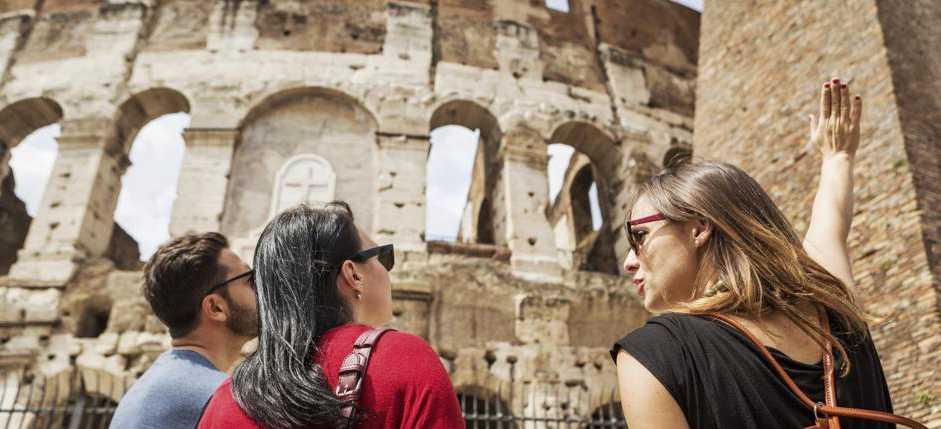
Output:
top-left (110, 232), bottom-right (258, 429)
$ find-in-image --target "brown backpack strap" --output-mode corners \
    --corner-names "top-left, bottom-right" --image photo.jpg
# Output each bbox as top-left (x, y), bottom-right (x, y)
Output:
top-left (706, 313), bottom-right (927, 429)
top-left (335, 327), bottom-right (395, 427)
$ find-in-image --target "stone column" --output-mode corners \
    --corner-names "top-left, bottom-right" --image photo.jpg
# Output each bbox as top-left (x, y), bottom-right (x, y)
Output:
top-left (169, 128), bottom-right (237, 237)
top-left (8, 119), bottom-right (126, 287)
top-left (499, 128), bottom-right (561, 282)
top-left (207, 0), bottom-right (259, 52)
top-left (374, 134), bottom-right (428, 253)
top-left (0, 9), bottom-right (31, 85)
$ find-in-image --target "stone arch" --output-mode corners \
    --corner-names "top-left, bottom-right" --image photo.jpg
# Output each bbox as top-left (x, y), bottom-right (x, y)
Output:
top-left (223, 86), bottom-right (379, 241)
top-left (0, 97), bottom-right (64, 275)
top-left (113, 88), bottom-right (191, 153)
top-left (548, 122), bottom-right (621, 274)
top-left (110, 87), bottom-right (191, 261)
top-left (586, 401), bottom-right (625, 428)
top-left (238, 86), bottom-right (380, 133)
top-left (0, 97), bottom-right (63, 148)
top-left (429, 100), bottom-right (504, 245)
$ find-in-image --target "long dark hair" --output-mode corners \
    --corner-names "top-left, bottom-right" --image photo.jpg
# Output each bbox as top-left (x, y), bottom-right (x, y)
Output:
top-left (232, 202), bottom-right (362, 428)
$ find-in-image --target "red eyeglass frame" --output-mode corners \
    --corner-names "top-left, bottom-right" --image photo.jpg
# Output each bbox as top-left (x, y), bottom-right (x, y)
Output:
top-left (625, 213), bottom-right (668, 253)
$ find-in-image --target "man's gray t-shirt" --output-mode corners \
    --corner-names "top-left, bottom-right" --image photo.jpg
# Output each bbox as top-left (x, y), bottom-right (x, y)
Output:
top-left (110, 349), bottom-right (226, 429)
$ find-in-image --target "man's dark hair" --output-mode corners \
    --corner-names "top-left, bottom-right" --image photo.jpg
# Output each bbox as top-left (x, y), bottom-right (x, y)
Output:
top-left (143, 232), bottom-right (229, 338)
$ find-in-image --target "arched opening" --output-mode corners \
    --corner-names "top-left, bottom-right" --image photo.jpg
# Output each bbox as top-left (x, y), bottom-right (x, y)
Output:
top-left (73, 296), bottom-right (113, 338)
top-left (112, 88), bottom-right (191, 264)
top-left (586, 402), bottom-right (626, 428)
top-left (457, 387), bottom-right (515, 429)
top-left (223, 87), bottom-right (379, 251)
top-left (0, 98), bottom-right (63, 275)
top-left (428, 100), bottom-right (503, 247)
top-left (427, 125), bottom-right (479, 242)
top-left (546, 122), bottom-right (619, 274)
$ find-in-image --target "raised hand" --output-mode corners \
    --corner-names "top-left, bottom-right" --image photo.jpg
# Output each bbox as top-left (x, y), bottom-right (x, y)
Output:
top-left (808, 78), bottom-right (862, 158)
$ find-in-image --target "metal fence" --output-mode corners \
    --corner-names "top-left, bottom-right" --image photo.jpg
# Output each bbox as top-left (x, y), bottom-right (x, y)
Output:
top-left (1, 370), bottom-right (126, 429)
top-left (459, 383), bottom-right (627, 429)
top-left (2, 370), bottom-right (626, 429)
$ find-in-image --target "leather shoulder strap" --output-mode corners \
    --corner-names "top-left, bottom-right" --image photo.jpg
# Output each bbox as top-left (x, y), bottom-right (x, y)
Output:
top-left (335, 327), bottom-right (395, 427)
top-left (704, 313), bottom-right (927, 429)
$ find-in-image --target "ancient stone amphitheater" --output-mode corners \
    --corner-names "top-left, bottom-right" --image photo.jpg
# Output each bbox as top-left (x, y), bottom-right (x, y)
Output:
top-left (2, 0), bottom-right (939, 427)
top-left (0, 0), bottom-right (697, 425)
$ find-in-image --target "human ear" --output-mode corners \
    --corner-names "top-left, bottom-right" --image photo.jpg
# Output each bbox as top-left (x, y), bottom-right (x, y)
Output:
top-left (202, 294), bottom-right (229, 323)
top-left (337, 260), bottom-right (364, 300)
top-left (692, 219), bottom-right (713, 247)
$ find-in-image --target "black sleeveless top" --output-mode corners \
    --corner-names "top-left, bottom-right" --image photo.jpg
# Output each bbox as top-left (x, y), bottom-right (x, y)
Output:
top-left (611, 313), bottom-right (893, 429)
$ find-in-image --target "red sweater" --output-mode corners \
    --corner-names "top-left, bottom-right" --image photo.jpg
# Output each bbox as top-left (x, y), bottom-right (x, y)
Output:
top-left (198, 324), bottom-right (465, 428)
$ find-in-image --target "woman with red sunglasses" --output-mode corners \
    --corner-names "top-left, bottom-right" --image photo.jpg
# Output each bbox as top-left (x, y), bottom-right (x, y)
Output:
top-left (611, 80), bottom-right (906, 428)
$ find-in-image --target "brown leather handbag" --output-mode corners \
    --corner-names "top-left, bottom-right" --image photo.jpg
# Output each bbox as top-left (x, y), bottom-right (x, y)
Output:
top-left (708, 313), bottom-right (927, 429)
top-left (334, 328), bottom-right (395, 428)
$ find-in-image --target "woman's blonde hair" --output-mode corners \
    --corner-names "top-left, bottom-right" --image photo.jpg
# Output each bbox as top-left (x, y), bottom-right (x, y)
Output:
top-left (635, 159), bottom-right (868, 374)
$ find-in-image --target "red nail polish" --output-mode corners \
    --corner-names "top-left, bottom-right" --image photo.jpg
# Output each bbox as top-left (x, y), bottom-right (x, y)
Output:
top-left (842, 84), bottom-right (847, 89)
top-left (824, 83), bottom-right (831, 88)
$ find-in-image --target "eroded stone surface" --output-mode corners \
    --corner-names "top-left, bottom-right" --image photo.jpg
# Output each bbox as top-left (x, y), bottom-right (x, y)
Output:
top-left (0, 0), bottom-right (707, 420)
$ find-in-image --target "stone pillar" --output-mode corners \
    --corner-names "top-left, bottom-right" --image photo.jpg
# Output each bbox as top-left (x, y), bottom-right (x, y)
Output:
top-left (0, 9), bottom-right (30, 86)
top-left (384, 1), bottom-right (433, 66)
top-left (8, 120), bottom-right (126, 287)
top-left (374, 134), bottom-right (428, 252)
top-left (696, 0), bottom-right (941, 423)
top-left (169, 128), bottom-right (237, 237)
top-left (207, 0), bottom-right (259, 52)
top-left (499, 129), bottom-right (561, 282)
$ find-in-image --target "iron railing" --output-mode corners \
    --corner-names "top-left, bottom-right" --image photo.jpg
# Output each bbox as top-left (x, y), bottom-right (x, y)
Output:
top-left (2, 370), bottom-right (626, 429)
top-left (459, 383), bottom-right (627, 428)
top-left (0, 369), bottom-right (127, 429)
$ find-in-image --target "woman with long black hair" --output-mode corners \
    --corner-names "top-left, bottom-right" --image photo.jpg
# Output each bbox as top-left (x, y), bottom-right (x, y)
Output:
top-left (198, 203), bottom-right (464, 428)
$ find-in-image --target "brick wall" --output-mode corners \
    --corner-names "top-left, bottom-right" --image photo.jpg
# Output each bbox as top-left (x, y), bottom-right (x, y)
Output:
top-left (695, 0), bottom-right (940, 423)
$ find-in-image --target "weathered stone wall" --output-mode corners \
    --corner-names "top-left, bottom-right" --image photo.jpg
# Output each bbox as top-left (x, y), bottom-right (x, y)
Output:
top-left (0, 0), bottom-right (702, 419)
top-left (221, 90), bottom-right (378, 241)
top-left (695, 0), bottom-right (940, 423)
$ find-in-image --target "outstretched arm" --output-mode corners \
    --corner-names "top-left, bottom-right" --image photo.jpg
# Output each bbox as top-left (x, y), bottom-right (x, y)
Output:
top-left (803, 78), bottom-right (862, 289)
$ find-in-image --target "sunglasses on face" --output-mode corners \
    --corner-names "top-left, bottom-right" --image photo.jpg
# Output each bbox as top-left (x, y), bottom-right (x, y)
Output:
top-left (349, 244), bottom-right (395, 272)
top-left (206, 269), bottom-right (254, 297)
top-left (625, 213), bottom-right (667, 254)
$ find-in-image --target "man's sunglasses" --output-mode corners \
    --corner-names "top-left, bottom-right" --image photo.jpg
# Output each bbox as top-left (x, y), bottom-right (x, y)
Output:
top-left (206, 269), bottom-right (254, 296)
top-left (625, 213), bottom-right (667, 254)
top-left (349, 244), bottom-right (395, 272)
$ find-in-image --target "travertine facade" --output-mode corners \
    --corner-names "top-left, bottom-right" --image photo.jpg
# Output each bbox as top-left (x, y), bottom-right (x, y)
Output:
top-left (696, 0), bottom-right (941, 424)
top-left (0, 0), bottom-right (697, 422)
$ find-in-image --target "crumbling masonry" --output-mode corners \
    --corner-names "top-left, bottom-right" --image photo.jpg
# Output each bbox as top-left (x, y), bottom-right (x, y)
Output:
top-left (0, 0), bottom-right (697, 423)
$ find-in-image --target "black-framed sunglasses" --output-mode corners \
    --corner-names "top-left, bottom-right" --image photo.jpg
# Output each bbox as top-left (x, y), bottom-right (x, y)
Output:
top-left (349, 244), bottom-right (395, 272)
top-left (206, 269), bottom-right (254, 296)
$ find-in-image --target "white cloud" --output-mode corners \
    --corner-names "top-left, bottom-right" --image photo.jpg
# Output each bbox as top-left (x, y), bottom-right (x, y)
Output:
top-left (114, 113), bottom-right (189, 260)
top-left (9, 125), bottom-right (60, 216)
top-left (426, 126), bottom-right (479, 241)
